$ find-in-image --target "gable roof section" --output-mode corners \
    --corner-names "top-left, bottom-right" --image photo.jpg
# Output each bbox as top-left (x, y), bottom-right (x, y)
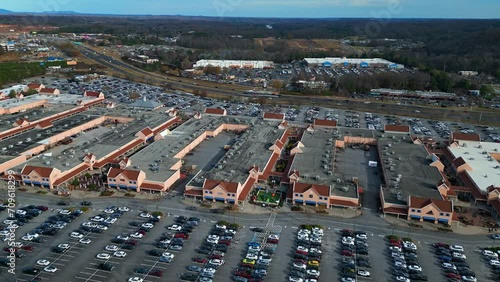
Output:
top-left (21, 165), bottom-right (54, 178)
top-left (107, 167), bottom-right (142, 180)
top-left (139, 127), bottom-right (154, 137)
top-left (313, 119), bottom-right (337, 127)
top-left (384, 124), bottom-right (410, 133)
top-left (14, 118), bottom-right (30, 126)
top-left (452, 157), bottom-right (467, 167)
top-left (263, 112), bottom-right (284, 120)
top-left (409, 195), bottom-right (452, 213)
top-left (84, 91), bottom-right (102, 97)
top-left (27, 83), bottom-right (42, 89)
top-left (451, 132), bottom-right (481, 142)
top-left (39, 88), bottom-right (57, 93)
top-left (293, 182), bottom-right (330, 197)
top-left (204, 108), bottom-right (226, 115)
top-left (203, 179), bottom-right (239, 193)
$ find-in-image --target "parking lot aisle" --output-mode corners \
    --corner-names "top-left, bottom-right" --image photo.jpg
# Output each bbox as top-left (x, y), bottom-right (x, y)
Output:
top-left (366, 234), bottom-right (390, 279)
top-left (418, 242), bottom-right (444, 282)
top-left (212, 226), bottom-right (255, 280)
top-left (264, 227), bottom-right (293, 282)
top-left (319, 228), bottom-right (339, 282)
top-left (463, 246), bottom-right (493, 282)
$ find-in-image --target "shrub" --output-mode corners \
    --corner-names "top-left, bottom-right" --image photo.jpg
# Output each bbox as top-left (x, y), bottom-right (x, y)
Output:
top-left (228, 223), bottom-right (239, 230)
top-left (80, 207), bottom-right (90, 212)
top-left (152, 211), bottom-right (164, 218)
top-left (217, 220), bottom-right (229, 226)
top-left (18, 188), bottom-right (28, 192)
top-left (291, 206), bottom-right (304, 212)
top-left (124, 193), bottom-right (136, 197)
top-left (437, 227), bottom-right (453, 232)
top-left (36, 190), bottom-right (48, 195)
top-left (402, 237), bottom-right (413, 242)
top-left (100, 190), bottom-right (114, 197)
top-left (386, 235), bottom-right (400, 241)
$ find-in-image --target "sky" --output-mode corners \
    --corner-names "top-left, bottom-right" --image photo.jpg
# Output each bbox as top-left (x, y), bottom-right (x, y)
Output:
top-left (1, 0), bottom-right (499, 18)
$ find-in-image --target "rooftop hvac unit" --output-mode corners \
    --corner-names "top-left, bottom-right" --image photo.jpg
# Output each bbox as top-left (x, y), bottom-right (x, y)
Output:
top-left (328, 171), bottom-right (333, 175)
top-left (315, 175), bottom-right (320, 180)
top-left (45, 161), bottom-right (51, 165)
top-left (65, 163), bottom-right (70, 167)
top-left (340, 186), bottom-right (348, 192)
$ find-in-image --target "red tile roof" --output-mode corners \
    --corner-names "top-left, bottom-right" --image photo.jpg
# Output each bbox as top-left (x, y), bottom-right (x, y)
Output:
top-left (258, 153), bottom-right (280, 181)
top-left (27, 83), bottom-right (42, 89)
top-left (409, 196), bottom-right (453, 212)
top-left (313, 119), bottom-right (337, 127)
top-left (140, 127), bottom-right (154, 137)
top-left (204, 108), bottom-right (226, 115)
top-left (21, 165), bottom-right (55, 178)
top-left (184, 189), bottom-right (203, 196)
top-left (490, 199), bottom-right (500, 216)
top-left (37, 120), bottom-right (53, 129)
top-left (452, 157), bottom-right (467, 167)
top-left (238, 177), bottom-right (257, 201)
top-left (203, 179), bottom-right (239, 193)
top-left (84, 91), bottom-right (102, 97)
top-left (451, 132), bottom-right (481, 142)
top-left (53, 164), bottom-right (89, 186)
top-left (107, 167), bottom-right (142, 181)
top-left (14, 118), bottom-right (30, 126)
top-left (0, 174), bottom-right (22, 181)
top-left (383, 206), bottom-right (408, 215)
top-left (153, 117), bottom-right (181, 134)
top-left (384, 124), bottom-right (410, 133)
top-left (39, 88), bottom-right (57, 94)
top-left (263, 112), bottom-right (284, 120)
top-left (293, 182), bottom-right (330, 197)
top-left (140, 182), bottom-right (165, 191)
top-left (329, 198), bottom-right (359, 207)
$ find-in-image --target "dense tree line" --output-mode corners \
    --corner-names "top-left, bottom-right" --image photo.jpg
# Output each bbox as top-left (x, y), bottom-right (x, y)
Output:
top-left (0, 61), bottom-right (68, 87)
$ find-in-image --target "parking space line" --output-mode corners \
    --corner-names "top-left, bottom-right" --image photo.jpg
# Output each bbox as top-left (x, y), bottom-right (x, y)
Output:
top-left (74, 276), bottom-right (104, 282)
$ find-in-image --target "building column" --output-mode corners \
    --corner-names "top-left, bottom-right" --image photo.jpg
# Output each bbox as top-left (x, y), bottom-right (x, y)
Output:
top-left (419, 217), bottom-right (423, 222)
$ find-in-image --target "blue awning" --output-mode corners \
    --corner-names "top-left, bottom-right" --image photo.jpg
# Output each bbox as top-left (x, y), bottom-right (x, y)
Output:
top-left (108, 183), bottom-right (117, 187)
top-left (215, 197), bottom-right (225, 202)
top-left (42, 183), bottom-right (50, 187)
top-left (204, 196), bottom-right (213, 200)
top-left (410, 215), bottom-right (421, 219)
top-left (423, 216), bottom-right (435, 221)
top-left (32, 181), bottom-right (41, 185)
top-left (227, 199), bottom-right (235, 203)
top-left (305, 201), bottom-right (316, 205)
top-left (23, 180), bottom-right (31, 184)
top-left (437, 218), bottom-right (449, 223)
top-left (295, 199), bottom-right (303, 203)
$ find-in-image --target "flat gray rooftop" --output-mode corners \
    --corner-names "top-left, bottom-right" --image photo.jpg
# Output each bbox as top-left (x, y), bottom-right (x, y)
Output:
top-left (291, 129), bottom-right (358, 198)
top-left (379, 136), bottom-right (443, 205)
top-left (128, 139), bottom-right (180, 182)
top-left (0, 105), bottom-right (75, 132)
top-left (0, 114), bottom-right (98, 157)
top-left (200, 119), bottom-right (283, 184)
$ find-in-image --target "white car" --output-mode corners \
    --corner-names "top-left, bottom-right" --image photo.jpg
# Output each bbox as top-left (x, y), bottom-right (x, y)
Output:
top-left (96, 225), bottom-right (108, 230)
top-left (390, 246), bottom-right (402, 252)
top-left (357, 269), bottom-right (370, 277)
top-left (96, 253), bottom-right (111, 259)
top-left (21, 235), bottom-right (34, 241)
top-left (293, 262), bottom-right (306, 270)
top-left (139, 212), bottom-right (151, 218)
top-left (453, 252), bottom-right (466, 259)
top-left (128, 278), bottom-right (144, 282)
top-left (83, 222), bottom-right (98, 228)
top-left (310, 237), bottom-right (321, 243)
top-left (441, 262), bottom-right (457, 269)
top-left (306, 269), bottom-right (320, 277)
top-left (404, 242), bottom-right (417, 250)
top-left (104, 209), bottom-right (115, 214)
top-left (3, 219), bottom-right (15, 225)
top-left (105, 245), bottom-right (119, 251)
top-left (160, 239), bottom-right (171, 244)
top-left (312, 227), bottom-right (323, 235)
top-left (207, 238), bottom-right (218, 244)
top-left (116, 235), bottom-right (129, 241)
top-left (91, 216), bottom-right (104, 222)
top-left (248, 245), bottom-right (261, 252)
top-left (58, 243), bottom-right (70, 249)
top-left (395, 276), bottom-right (410, 282)
top-left (113, 251), bottom-right (127, 257)
top-left (408, 265), bottom-right (422, 272)
top-left (246, 253), bottom-right (258, 260)
top-left (162, 252), bottom-right (174, 259)
top-left (482, 250), bottom-right (499, 258)
top-left (11, 242), bottom-right (23, 247)
top-left (130, 232), bottom-right (144, 239)
top-left (118, 207), bottom-right (130, 212)
top-left (268, 234), bottom-right (280, 240)
top-left (489, 260), bottom-right (500, 266)
top-left (215, 224), bottom-right (226, 229)
top-left (167, 225), bottom-right (182, 231)
top-left (70, 232), bottom-right (84, 239)
top-left (142, 223), bottom-right (154, 229)
top-left (309, 248), bottom-right (322, 254)
top-left (297, 246), bottom-right (309, 252)
top-left (394, 261), bottom-right (406, 268)
top-left (59, 209), bottom-right (71, 215)
top-left (203, 267), bottom-right (216, 274)
top-left (15, 209), bottom-right (26, 215)
top-left (208, 259), bottom-right (224, 266)
top-left (79, 238), bottom-right (92, 244)
top-left (289, 277), bottom-right (304, 282)
top-left (356, 234), bottom-right (368, 240)
top-left (36, 259), bottom-right (50, 266)
top-left (44, 265), bottom-right (58, 273)
top-left (462, 276), bottom-right (477, 282)
top-left (0, 230), bottom-right (10, 236)
top-left (449, 245), bottom-right (464, 252)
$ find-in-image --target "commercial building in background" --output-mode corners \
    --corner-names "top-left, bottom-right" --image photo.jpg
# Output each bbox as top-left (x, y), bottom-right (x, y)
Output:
top-left (304, 57), bottom-right (404, 69)
top-left (370, 88), bottom-right (457, 101)
top-left (193, 60), bottom-right (274, 69)
top-left (0, 41), bottom-right (16, 52)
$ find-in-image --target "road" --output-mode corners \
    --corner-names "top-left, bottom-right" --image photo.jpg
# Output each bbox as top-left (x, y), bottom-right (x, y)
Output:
top-left (11, 191), bottom-right (496, 247)
top-left (77, 45), bottom-right (500, 126)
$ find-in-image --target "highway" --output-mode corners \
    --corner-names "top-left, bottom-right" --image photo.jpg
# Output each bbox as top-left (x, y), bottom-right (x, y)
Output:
top-left (77, 45), bottom-right (500, 126)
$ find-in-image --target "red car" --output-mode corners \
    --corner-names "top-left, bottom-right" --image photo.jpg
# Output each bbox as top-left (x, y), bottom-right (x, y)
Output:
top-left (235, 271), bottom-right (251, 278)
top-left (434, 243), bottom-right (450, 248)
top-left (240, 263), bottom-right (255, 268)
top-left (294, 259), bottom-right (307, 265)
top-left (37, 206), bottom-right (49, 211)
top-left (341, 250), bottom-right (354, 257)
top-left (445, 273), bottom-right (461, 279)
top-left (3, 247), bottom-right (18, 253)
top-left (296, 250), bottom-right (308, 255)
top-left (218, 240), bottom-right (231, 246)
top-left (127, 240), bottom-right (138, 246)
top-left (138, 230), bottom-right (147, 235)
top-left (150, 269), bottom-right (163, 277)
top-left (267, 238), bottom-right (279, 244)
top-left (192, 257), bottom-right (208, 264)
top-left (22, 246), bottom-right (34, 251)
top-left (175, 233), bottom-right (189, 239)
top-left (389, 239), bottom-right (402, 244)
top-left (209, 254), bottom-right (224, 260)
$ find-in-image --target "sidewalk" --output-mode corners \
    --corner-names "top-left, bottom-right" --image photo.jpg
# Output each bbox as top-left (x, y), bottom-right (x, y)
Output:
top-left (384, 215), bottom-right (491, 235)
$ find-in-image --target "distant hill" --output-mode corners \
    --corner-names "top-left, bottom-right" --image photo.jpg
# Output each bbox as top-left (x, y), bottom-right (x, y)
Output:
top-left (0, 9), bottom-right (79, 15)
top-left (0, 9), bottom-right (13, 14)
